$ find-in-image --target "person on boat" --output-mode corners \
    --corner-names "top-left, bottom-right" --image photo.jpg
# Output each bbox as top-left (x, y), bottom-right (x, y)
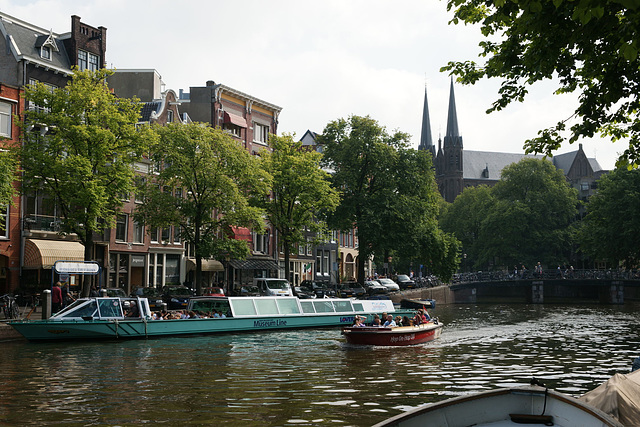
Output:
top-left (383, 315), bottom-right (396, 327)
top-left (402, 315), bottom-right (411, 327)
top-left (353, 316), bottom-right (366, 327)
top-left (371, 315), bottom-right (381, 327)
top-left (125, 301), bottom-right (139, 318)
top-left (395, 316), bottom-right (403, 326)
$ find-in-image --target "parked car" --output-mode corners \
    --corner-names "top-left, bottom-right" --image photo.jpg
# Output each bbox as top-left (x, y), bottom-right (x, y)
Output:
top-left (203, 287), bottom-right (225, 297)
top-left (376, 278), bottom-right (400, 292)
top-left (336, 281), bottom-right (366, 298)
top-left (293, 286), bottom-right (315, 299)
top-left (237, 285), bottom-right (260, 296)
top-left (364, 280), bottom-right (388, 296)
top-left (103, 287), bottom-right (127, 298)
top-left (161, 285), bottom-right (193, 310)
top-left (132, 287), bottom-right (165, 310)
top-left (300, 280), bottom-right (336, 298)
top-left (395, 274), bottom-right (416, 290)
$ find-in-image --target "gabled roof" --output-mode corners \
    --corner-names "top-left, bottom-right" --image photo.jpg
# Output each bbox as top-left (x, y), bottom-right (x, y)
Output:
top-left (0, 12), bottom-right (72, 74)
top-left (300, 129), bottom-right (318, 146)
top-left (552, 149), bottom-right (603, 173)
top-left (140, 101), bottom-right (162, 122)
top-left (463, 150), bottom-right (544, 180)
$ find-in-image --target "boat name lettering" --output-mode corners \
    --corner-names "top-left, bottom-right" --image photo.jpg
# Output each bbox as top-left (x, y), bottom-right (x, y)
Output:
top-left (254, 319), bottom-right (287, 328)
top-left (340, 316), bottom-right (355, 323)
top-left (389, 334), bottom-right (415, 343)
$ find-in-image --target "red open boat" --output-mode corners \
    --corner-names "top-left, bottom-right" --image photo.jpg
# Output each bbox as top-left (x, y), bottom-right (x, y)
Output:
top-left (342, 322), bottom-right (443, 346)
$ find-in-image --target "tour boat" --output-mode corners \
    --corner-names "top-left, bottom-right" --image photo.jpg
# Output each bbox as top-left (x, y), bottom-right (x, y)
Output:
top-left (342, 321), bottom-right (443, 346)
top-left (373, 384), bottom-right (623, 427)
top-left (399, 298), bottom-right (436, 310)
top-left (9, 295), bottom-right (411, 342)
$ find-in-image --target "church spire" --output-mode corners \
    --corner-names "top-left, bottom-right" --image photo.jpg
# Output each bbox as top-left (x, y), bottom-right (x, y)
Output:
top-left (418, 86), bottom-right (435, 157)
top-left (444, 78), bottom-right (463, 148)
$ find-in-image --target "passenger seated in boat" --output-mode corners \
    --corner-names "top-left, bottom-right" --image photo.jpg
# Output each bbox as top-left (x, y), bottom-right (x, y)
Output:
top-left (124, 301), bottom-right (139, 318)
top-left (353, 316), bottom-right (366, 327)
top-left (383, 315), bottom-right (396, 327)
top-left (395, 316), bottom-right (403, 326)
top-left (402, 315), bottom-right (411, 326)
top-left (413, 309), bottom-right (428, 325)
top-left (371, 315), bottom-right (381, 327)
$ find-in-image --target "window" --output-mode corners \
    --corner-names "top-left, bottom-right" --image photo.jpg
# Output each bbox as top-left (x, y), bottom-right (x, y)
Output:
top-left (253, 231), bottom-right (269, 254)
top-left (298, 244), bottom-right (305, 256)
top-left (41, 45), bottom-right (51, 60)
top-left (173, 225), bottom-right (181, 244)
top-left (253, 123), bottom-right (269, 144)
top-left (133, 221), bottom-right (144, 244)
top-left (77, 50), bottom-right (87, 70)
top-left (88, 53), bottom-right (99, 71)
top-left (134, 177), bottom-right (145, 203)
top-left (161, 226), bottom-right (171, 243)
top-left (0, 205), bottom-right (8, 238)
top-left (27, 79), bottom-right (56, 113)
top-left (223, 123), bottom-right (241, 137)
top-left (0, 103), bottom-right (11, 137)
top-left (151, 227), bottom-right (160, 243)
top-left (115, 214), bottom-right (128, 242)
top-left (78, 50), bottom-right (100, 71)
top-left (167, 110), bottom-right (174, 123)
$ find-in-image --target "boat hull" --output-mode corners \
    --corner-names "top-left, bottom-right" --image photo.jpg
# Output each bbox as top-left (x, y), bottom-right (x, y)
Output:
top-left (373, 385), bottom-right (623, 427)
top-left (399, 298), bottom-right (436, 310)
top-left (342, 323), bottom-right (442, 346)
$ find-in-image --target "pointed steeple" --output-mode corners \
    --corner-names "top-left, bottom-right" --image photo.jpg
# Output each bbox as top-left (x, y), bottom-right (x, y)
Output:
top-left (418, 86), bottom-right (435, 157)
top-left (444, 79), bottom-right (463, 148)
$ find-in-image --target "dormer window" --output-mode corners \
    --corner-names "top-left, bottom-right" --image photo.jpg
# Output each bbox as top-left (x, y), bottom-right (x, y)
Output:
top-left (41, 45), bottom-right (51, 60)
top-left (35, 31), bottom-right (58, 61)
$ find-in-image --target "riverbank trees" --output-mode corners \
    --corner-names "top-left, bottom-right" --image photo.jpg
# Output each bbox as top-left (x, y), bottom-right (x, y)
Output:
top-left (319, 115), bottom-right (460, 282)
top-left (134, 122), bottom-right (269, 295)
top-left (440, 158), bottom-right (578, 271)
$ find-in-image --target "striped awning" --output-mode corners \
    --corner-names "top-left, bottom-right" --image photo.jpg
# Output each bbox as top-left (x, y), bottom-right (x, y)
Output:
top-left (23, 239), bottom-right (85, 269)
top-left (228, 259), bottom-right (279, 271)
top-left (186, 258), bottom-right (224, 272)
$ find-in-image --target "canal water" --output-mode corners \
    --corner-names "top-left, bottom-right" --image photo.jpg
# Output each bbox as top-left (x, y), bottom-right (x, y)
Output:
top-left (1, 303), bottom-right (639, 426)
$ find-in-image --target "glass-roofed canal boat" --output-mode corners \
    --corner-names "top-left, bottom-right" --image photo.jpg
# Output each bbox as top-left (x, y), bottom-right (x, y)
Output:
top-left (9, 295), bottom-right (409, 342)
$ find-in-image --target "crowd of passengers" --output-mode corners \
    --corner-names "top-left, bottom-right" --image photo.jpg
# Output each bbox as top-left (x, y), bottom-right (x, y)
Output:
top-left (352, 309), bottom-right (432, 327)
top-left (150, 310), bottom-right (229, 320)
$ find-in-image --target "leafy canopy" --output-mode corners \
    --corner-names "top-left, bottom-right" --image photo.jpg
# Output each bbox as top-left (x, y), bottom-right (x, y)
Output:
top-left (443, 0), bottom-right (640, 168)
top-left (259, 133), bottom-right (339, 282)
top-left (578, 168), bottom-right (640, 268)
top-left (20, 68), bottom-right (150, 252)
top-left (134, 122), bottom-right (269, 294)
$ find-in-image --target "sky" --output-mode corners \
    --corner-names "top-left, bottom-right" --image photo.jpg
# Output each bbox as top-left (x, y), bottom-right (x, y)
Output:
top-left (0, 0), bottom-right (629, 170)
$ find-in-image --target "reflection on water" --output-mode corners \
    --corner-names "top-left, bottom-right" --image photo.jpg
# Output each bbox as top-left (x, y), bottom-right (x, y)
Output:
top-left (1, 303), bottom-right (639, 426)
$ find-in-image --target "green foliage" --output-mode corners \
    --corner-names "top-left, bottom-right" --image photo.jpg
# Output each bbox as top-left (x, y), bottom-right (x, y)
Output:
top-left (578, 168), bottom-right (640, 267)
top-left (440, 158), bottom-right (578, 270)
top-left (135, 122), bottom-right (270, 294)
top-left (443, 0), bottom-right (640, 167)
top-left (259, 133), bottom-right (340, 282)
top-left (319, 115), bottom-right (460, 282)
top-left (20, 69), bottom-right (149, 254)
top-left (0, 148), bottom-right (19, 207)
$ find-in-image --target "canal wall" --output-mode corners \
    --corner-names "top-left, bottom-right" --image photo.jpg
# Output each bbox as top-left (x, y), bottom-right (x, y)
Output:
top-left (391, 286), bottom-right (454, 305)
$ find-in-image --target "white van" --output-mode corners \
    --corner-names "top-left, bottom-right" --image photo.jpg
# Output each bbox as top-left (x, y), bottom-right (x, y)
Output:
top-left (253, 278), bottom-right (293, 297)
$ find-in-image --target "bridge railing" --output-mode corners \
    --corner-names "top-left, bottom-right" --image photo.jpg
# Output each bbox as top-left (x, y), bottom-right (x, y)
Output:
top-left (451, 269), bottom-right (640, 284)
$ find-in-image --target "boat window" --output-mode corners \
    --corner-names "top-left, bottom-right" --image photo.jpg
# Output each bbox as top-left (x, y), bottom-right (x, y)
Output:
top-left (333, 300), bottom-right (354, 313)
top-left (352, 302), bottom-right (365, 312)
top-left (313, 300), bottom-right (336, 313)
top-left (58, 300), bottom-right (98, 318)
top-left (53, 299), bottom-right (85, 317)
top-left (230, 299), bottom-right (257, 316)
top-left (190, 299), bottom-right (231, 314)
top-left (300, 301), bottom-right (315, 313)
top-left (97, 298), bottom-right (124, 318)
top-left (276, 298), bottom-right (301, 314)
top-left (255, 298), bottom-right (279, 315)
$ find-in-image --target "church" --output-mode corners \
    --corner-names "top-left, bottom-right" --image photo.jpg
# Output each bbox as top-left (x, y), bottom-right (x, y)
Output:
top-left (418, 81), bottom-right (607, 204)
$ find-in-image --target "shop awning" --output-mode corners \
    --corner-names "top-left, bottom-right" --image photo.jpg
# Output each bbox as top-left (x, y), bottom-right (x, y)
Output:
top-left (23, 239), bottom-right (85, 269)
top-left (228, 259), bottom-right (280, 271)
top-left (186, 258), bottom-right (224, 272)
top-left (223, 112), bottom-right (247, 128)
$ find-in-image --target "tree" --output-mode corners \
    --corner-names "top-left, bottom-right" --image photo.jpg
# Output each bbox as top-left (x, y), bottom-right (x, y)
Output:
top-left (20, 69), bottom-right (150, 296)
top-left (578, 168), bottom-right (640, 268)
top-left (259, 133), bottom-right (340, 288)
top-left (477, 158), bottom-right (578, 269)
top-left (440, 185), bottom-right (495, 270)
top-left (319, 115), bottom-right (459, 283)
top-left (134, 122), bottom-right (269, 295)
top-left (443, 0), bottom-right (640, 167)
top-left (0, 150), bottom-right (19, 207)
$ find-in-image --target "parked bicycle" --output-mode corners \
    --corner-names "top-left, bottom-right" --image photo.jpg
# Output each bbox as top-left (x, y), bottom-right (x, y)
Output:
top-left (1, 294), bottom-right (19, 319)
